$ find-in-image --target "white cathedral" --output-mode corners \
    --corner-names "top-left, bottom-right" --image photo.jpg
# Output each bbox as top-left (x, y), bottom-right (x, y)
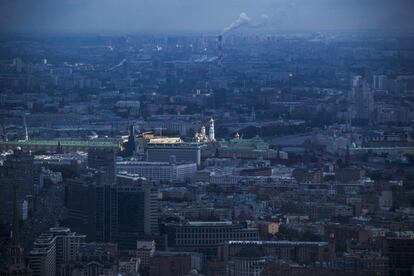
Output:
top-left (194, 118), bottom-right (216, 143)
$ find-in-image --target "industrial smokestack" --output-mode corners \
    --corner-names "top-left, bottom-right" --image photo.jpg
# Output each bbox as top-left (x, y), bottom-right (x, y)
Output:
top-left (218, 13), bottom-right (270, 65)
top-left (217, 35), bottom-right (223, 65)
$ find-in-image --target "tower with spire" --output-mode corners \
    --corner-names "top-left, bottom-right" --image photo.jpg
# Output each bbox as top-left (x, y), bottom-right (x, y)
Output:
top-left (194, 118), bottom-right (216, 143)
top-left (23, 114), bottom-right (28, 142)
top-left (124, 125), bottom-right (137, 157)
top-left (208, 118), bottom-right (215, 142)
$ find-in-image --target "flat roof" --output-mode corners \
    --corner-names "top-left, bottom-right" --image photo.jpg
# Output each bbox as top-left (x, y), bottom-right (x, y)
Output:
top-left (187, 221), bottom-right (234, 226)
top-left (351, 146), bottom-right (414, 151)
top-left (227, 240), bottom-right (328, 246)
top-left (117, 161), bottom-right (196, 166)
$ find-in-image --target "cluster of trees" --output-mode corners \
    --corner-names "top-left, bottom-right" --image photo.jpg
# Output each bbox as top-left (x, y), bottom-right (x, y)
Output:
top-left (276, 224), bottom-right (322, 242)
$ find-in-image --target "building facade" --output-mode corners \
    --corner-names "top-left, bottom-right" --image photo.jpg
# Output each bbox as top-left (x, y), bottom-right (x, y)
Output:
top-left (117, 160), bottom-right (197, 183)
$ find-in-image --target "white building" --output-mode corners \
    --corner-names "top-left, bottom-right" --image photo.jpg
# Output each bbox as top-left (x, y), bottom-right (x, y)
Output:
top-left (146, 142), bottom-right (204, 167)
top-left (117, 161), bottom-right (197, 183)
top-left (29, 227), bottom-right (86, 276)
top-left (136, 240), bottom-right (155, 268)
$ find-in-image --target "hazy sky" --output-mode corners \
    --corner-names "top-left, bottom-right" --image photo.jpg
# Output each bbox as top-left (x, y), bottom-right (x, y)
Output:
top-left (1, 0), bottom-right (413, 33)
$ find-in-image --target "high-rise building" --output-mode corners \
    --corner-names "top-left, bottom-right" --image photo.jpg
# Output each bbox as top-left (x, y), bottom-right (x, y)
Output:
top-left (81, 148), bottom-right (117, 242)
top-left (29, 227), bottom-right (85, 276)
top-left (387, 236), bottom-right (414, 276)
top-left (65, 170), bottom-right (96, 240)
top-left (0, 149), bottom-right (35, 226)
top-left (348, 76), bottom-right (374, 124)
top-left (65, 170), bottom-right (159, 250)
top-left (49, 227), bottom-right (86, 276)
top-left (29, 233), bottom-right (56, 276)
top-left (87, 148), bottom-right (116, 186)
top-left (111, 174), bottom-right (159, 250)
top-left (373, 74), bottom-right (388, 91)
top-left (65, 169), bottom-right (112, 243)
top-left (0, 186), bottom-right (32, 276)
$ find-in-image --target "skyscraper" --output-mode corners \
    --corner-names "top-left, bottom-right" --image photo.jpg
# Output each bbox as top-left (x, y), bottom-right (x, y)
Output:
top-left (29, 233), bottom-right (56, 276)
top-left (49, 227), bottom-right (85, 276)
top-left (87, 148), bottom-right (116, 186)
top-left (111, 173), bottom-right (159, 250)
top-left (28, 227), bottom-right (85, 276)
top-left (0, 149), bottom-right (34, 226)
top-left (348, 76), bottom-right (374, 125)
top-left (65, 170), bottom-right (159, 249)
top-left (387, 236), bottom-right (414, 276)
top-left (0, 186), bottom-right (32, 276)
top-left (65, 169), bottom-right (112, 242)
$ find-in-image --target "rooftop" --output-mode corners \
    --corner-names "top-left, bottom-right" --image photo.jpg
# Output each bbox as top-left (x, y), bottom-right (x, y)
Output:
top-left (0, 140), bottom-right (120, 148)
top-left (187, 221), bottom-right (234, 226)
top-left (227, 240), bottom-right (328, 246)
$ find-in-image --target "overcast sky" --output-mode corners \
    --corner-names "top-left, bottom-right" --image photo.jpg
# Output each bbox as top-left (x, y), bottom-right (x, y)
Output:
top-left (1, 0), bottom-right (413, 33)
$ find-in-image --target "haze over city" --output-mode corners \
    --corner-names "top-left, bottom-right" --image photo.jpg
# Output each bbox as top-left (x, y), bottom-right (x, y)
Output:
top-left (1, 1), bottom-right (414, 276)
top-left (1, 0), bottom-right (414, 33)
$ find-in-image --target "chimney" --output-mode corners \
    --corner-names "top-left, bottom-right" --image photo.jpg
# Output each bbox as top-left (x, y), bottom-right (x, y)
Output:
top-left (217, 35), bottom-right (223, 65)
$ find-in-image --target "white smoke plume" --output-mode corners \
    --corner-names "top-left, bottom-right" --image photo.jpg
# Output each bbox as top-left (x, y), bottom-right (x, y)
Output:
top-left (251, 14), bottom-right (270, 28)
top-left (221, 12), bottom-right (251, 35)
top-left (222, 13), bottom-right (270, 35)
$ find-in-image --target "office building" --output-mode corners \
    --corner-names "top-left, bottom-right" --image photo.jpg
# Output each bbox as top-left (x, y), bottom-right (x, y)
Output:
top-left (373, 74), bottom-right (388, 91)
top-left (65, 171), bottom-right (159, 249)
top-left (146, 142), bottom-right (204, 167)
top-left (0, 149), bottom-right (34, 226)
top-left (29, 227), bottom-right (85, 276)
top-left (164, 221), bottom-right (259, 255)
top-left (387, 236), bottom-right (414, 276)
top-left (136, 240), bottom-right (156, 268)
top-left (29, 233), bottom-right (56, 276)
top-left (0, 187), bottom-right (32, 276)
top-left (116, 160), bottom-right (197, 183)
top-left (111, 174), bottom-right (159, 250)
top-left (65, 170), bottom-right (111, 242)
top-left (222, 240), bottom-right (334, 264)
top-left (49, 227), bottom-right (86, 276)
top-left (87, 148), bottom-right (116, 185)
top-left (349, 76), bottom-right (374, 124)
top-left (343, 252), bottom-right (389, 276)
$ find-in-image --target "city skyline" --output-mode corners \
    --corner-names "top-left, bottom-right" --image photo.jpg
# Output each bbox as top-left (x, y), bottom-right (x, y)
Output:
top-left (1, 1), bottom-right (414, 275)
